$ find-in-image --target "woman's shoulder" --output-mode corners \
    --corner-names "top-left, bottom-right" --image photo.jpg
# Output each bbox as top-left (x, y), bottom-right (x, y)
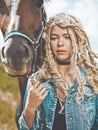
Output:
top-left (84, 85), bottom-right (98, 101)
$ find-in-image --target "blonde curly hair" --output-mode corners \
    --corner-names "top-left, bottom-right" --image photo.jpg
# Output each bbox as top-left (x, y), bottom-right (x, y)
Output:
top-left (38, 13), bottom-right (98, 103)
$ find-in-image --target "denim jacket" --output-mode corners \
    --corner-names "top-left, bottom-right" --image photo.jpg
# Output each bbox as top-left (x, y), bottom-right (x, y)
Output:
top-left (18, 69), bottom-right (98, 130)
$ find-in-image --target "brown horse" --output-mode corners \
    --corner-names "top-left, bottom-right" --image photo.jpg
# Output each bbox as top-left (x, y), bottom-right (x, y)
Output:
top-left (0, 0), bottom-right (48, 128)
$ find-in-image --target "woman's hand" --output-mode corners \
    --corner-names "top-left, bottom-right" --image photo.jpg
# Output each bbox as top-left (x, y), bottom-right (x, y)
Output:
top-left (23, 79), bottom-right (48, 127)
top-left (25, 79), bottom-right (48, 113)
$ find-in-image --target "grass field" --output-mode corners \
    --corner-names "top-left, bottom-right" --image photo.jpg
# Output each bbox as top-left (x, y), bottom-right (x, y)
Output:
top-left (0, 63), bottom-right (19, 130)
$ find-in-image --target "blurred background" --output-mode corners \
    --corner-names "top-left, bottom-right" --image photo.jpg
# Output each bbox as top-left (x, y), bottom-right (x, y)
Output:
top-left (0, 63), bottom-right (18, 130)
top-left (0, 0), bottom-right (98, 129)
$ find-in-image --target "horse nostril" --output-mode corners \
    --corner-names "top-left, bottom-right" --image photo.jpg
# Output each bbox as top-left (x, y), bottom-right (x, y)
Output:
top-left (1, 47), bottom-right (5, 58)
top-left (23, 45), bottom-right (29, 57)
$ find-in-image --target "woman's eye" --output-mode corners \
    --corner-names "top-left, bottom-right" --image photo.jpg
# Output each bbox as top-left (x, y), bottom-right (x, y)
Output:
top-left (64, 35), bottom-right (70, 39)
top-left (50, 37), bottom-right (58, 40)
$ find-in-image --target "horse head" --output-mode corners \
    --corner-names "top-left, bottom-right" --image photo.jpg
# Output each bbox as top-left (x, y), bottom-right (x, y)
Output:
top-left (0, 1), bottom-right (48, 128)
top-left (1, 0), bottom-right (47, 76)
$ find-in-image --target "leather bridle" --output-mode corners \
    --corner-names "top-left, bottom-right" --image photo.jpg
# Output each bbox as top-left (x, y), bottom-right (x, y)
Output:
top-left (4, 7), bottom-right (46, 73)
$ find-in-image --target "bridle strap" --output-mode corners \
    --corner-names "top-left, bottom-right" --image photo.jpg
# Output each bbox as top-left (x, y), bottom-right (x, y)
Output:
top-left (5, 31), bottom-right (36, 45)
top-left (32, 47), bottom-right (37, 73)
top-left (4, 21), bottom-right (45, 73)
top-left (5, 21), bottom-right (44, 47)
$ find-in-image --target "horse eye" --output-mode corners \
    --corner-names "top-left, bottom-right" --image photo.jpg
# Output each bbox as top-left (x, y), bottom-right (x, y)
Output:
top-left (37, 0), bottom-right (43, 8)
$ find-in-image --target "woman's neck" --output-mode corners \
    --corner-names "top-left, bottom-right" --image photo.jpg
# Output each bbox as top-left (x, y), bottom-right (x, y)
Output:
top-left (57, 64), bottom-right (72, 75)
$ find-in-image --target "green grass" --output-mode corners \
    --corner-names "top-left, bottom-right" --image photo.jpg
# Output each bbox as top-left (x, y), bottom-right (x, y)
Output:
top-left (0, 63), bottom-right (18, 98)
top-left (0, 63), bottom-right (19, 130)
top-left (0, 99), bottom-right (17, 130)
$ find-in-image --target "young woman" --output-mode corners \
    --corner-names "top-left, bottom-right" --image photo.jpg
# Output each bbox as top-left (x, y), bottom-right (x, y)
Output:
top-left (18, 13), bottom-right (98, 130)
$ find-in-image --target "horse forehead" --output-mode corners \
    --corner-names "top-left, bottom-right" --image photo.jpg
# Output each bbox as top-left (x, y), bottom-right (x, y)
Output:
top-left (18, 0), bottom-right (44, 6)
top-left (17, 0), bottom-right (44, 14)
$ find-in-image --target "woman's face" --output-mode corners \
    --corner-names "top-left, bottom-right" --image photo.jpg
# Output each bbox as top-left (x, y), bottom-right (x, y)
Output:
top-left (50, 25), bottom-right (72, 63)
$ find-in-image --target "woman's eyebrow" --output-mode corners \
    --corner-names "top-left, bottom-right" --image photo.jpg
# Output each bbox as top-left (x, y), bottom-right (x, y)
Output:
top-left (50, 34), bottom-right (58, 37)
top-left (51, 33), bottom-right (69, 36)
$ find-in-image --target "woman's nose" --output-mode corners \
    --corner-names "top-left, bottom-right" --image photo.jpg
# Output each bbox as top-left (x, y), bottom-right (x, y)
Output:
top-left (58, 38), bottom-right (64, 46)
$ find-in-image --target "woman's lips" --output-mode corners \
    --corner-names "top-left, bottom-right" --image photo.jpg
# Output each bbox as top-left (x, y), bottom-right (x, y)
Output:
top-left (57, 50), bottom-right (66, 54)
